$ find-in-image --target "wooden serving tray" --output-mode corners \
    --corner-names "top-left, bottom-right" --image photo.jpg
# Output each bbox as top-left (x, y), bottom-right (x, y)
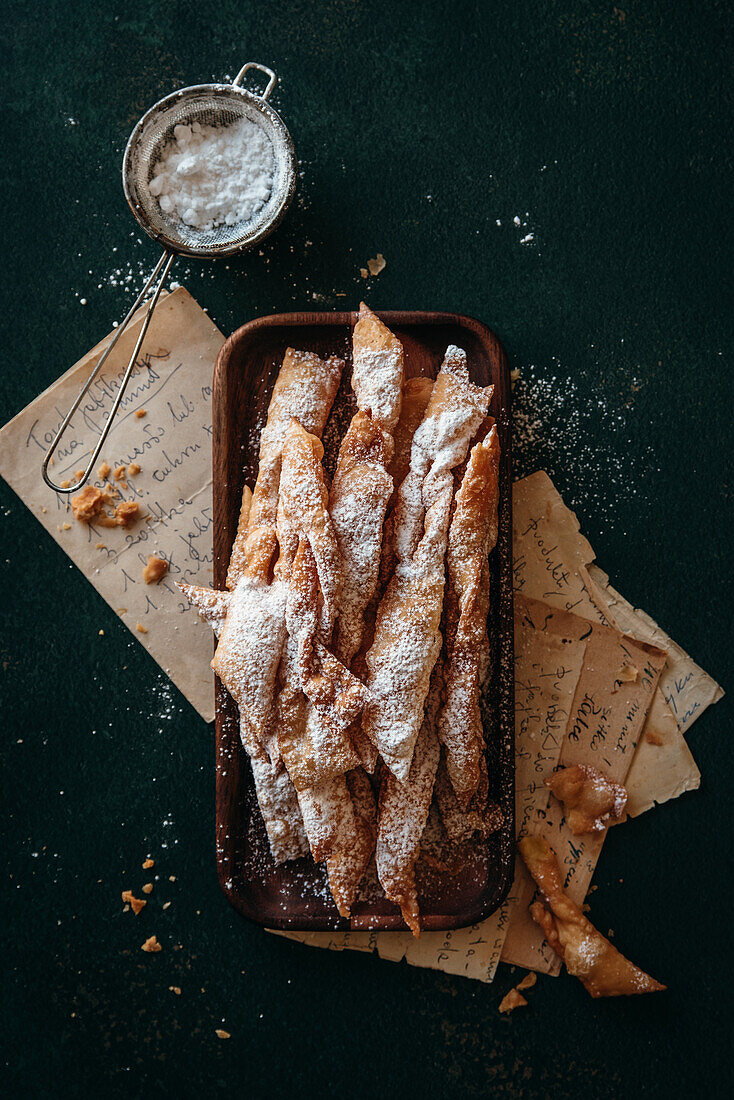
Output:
top-left (213, 311), bottom-right (515, 932)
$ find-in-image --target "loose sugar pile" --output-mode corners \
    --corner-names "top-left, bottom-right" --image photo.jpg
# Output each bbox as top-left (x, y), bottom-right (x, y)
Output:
top-left (147, 119), bottom-right (276, 231)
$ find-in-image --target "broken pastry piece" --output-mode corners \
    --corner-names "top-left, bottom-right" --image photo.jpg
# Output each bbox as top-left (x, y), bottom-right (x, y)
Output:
top-left (545, 764), bottom-right (627, 835)
top-left (519, 835), bottom-right (665, 997)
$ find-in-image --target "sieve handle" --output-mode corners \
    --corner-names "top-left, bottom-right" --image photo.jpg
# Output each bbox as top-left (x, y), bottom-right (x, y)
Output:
top-left (232, 61), bottom-right (277, 100)
top-left (41, 250), bottom-right (175, 494)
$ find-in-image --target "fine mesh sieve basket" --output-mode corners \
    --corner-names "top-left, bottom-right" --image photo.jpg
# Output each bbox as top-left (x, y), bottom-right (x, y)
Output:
top-left (42, 62), bottom-right (297, 493)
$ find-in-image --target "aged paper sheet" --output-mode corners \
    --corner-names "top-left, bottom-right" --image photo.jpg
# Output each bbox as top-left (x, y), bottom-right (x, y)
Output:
top-left (0, 289), bottom-right (225, 721)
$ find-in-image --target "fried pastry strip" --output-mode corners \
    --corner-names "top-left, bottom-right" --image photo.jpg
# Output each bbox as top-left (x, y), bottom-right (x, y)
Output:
top-left (389, 345), bottom-right (493, 569)
top-left (297, 770), bottom-right (377, 918)
top-left (434, 753), bottom-right (504, 842)
top-left (275, 421), bottom-right (365, 786)
top-left (519, 835), bottom-right (665, 997)
top-left (330, 410), bottom-right (394, 667)
top-left (362, 481), bottom-right (453, 782)
top-left (176, 580), bottom-right (308, 863)
top-left (213, 351), bottom-right (343, 749)
top-left (375, 676), bottom-right (442, 936)
top-left (351, 301), bottom-right (404, 443)
top-left (226, 349), bottom-right (343, 590)
top-left (437, 426), bottom-right (500, 805)
top-left (545, 765), bottom-right (627, 835)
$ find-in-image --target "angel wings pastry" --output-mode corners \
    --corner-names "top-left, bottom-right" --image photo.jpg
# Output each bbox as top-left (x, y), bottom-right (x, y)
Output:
top-left (183, 305), bottom-right (508, 934)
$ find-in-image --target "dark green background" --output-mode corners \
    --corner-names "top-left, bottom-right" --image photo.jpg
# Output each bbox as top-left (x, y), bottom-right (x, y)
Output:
top-left (1, 1), bottom-right (731, 1096)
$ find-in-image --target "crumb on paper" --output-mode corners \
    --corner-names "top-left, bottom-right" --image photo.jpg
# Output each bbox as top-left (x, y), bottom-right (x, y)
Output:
top-left (215, 1029), bottom-right (231, 1040)
top-left (136, 623), bottom-right (148, 634)
top-left (135, 409), bottom-right (147, 419)
top-left (366, 253), bottom-right (386, 277)
top-left (142, 883), bottom-right (153, 895)
top-left (616, 663), bottom-right (639, 686)
top-left (121, 890), bottom-right (146, 915)
top-left (128, 462), bottom-right (141, 477)
top-left (70, 485), bottom-right (109, 523)
top-left (114, 465), bottom-right (127, 480)
top-left (95, 542), bottom-right (106, 550)
top-left (499, 989), bottom-right (528, 1014)
top-left (116, 607), bottom-right (127, 615)
top-left (143, 858), bottom-right (155, 869)
top-left (62, 522), bottom-right (71, 530)
top-left (114, 500), bottom-right (141, 527)
top-left (141, 935), bottom-right (161, 953)
top-left (646, 730), bottom-right (664, 746)
top-left (169, 986), bottom-right (182, 995)
top-left (143, 555), bottom-right (169, 585)
top-left (98, 461), bottom-right (111, 479)
top-left (60, 480), bottom-right (71, 489)
top-left (516, 972), bottom-right (537, 992)
top-left (75, 469), bottom-right (85, 480)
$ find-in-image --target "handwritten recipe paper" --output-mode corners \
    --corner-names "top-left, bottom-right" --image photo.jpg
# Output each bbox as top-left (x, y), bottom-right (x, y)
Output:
top-left (0, 289), bottom-right (224, 721)
top-left (0, 291), bottom-right (723, 983)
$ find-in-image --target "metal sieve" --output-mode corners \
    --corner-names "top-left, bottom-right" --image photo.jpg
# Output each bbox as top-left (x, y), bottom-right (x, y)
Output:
top-left (42, 62), bottom-right (297, 493)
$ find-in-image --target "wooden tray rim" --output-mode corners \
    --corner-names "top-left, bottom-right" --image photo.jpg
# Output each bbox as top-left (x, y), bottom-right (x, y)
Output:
top-left (213, 308), bottom-right (515, 932)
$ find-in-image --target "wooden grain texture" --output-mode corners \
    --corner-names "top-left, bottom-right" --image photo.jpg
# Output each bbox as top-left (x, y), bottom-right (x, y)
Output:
top-left (213, 311), bottom-right (515, 931)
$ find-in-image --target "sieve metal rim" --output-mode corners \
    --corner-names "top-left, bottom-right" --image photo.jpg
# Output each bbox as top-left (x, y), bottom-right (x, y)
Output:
top-left (121, 82), bottom-right (297, 258)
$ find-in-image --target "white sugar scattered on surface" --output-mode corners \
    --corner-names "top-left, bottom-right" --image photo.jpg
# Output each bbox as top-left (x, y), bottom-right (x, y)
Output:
top-left (512, 361), bottom-right (657, 529)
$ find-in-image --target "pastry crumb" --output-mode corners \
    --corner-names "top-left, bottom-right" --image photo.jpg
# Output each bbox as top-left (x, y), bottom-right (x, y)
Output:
top-left (60, 479), bottom-right (71, 489)
top-left (162, 901), bottom-right (171, 910)
top-left (141, 935), bottom-right (161, 953)
top-left (114, 465), bottom-right (127, 480)
top-left (128, 462), bottom-right (141, 477)
top-left (142, 883), bottom-right (153, 895)
top-left (142, 858), bottom-right (155, 869)
top-left (366, 253), bottom-right (386, 276)
top-left (143, 555), bottom-right (169, 584)
top-left (135, 409), bottom-right (147, 418)
top-left (169, 986), bottom-right (182, 995)
top-left (499, 989), bottom-right (528, 1014)
top-left (114, 500), bottom-right (141, 527)
top-left (359, 267), bottom-right (368, 279)
top-left (75, 469), bottom-right (85, 480)
top-left (95, 542), bottom-right (106, 550)
top-left (515, 972), bottom-right (537, 991)
top-left (121, 890), bottom-right (146, 915)
top-left (98, 461), bottom-right (111, 479)
top-left (169, 875), bottom-right (176, 882)
top-left (62, 522), bottom-right (71, 530)
top-left (136, 622), bottom-right (148, 634)
top-left (215, 1029), bottom-right (231, 1040)
top-left (98, 629), bottom-right (104, 636)
top-left (70, 485), bottom-right (109, 523)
